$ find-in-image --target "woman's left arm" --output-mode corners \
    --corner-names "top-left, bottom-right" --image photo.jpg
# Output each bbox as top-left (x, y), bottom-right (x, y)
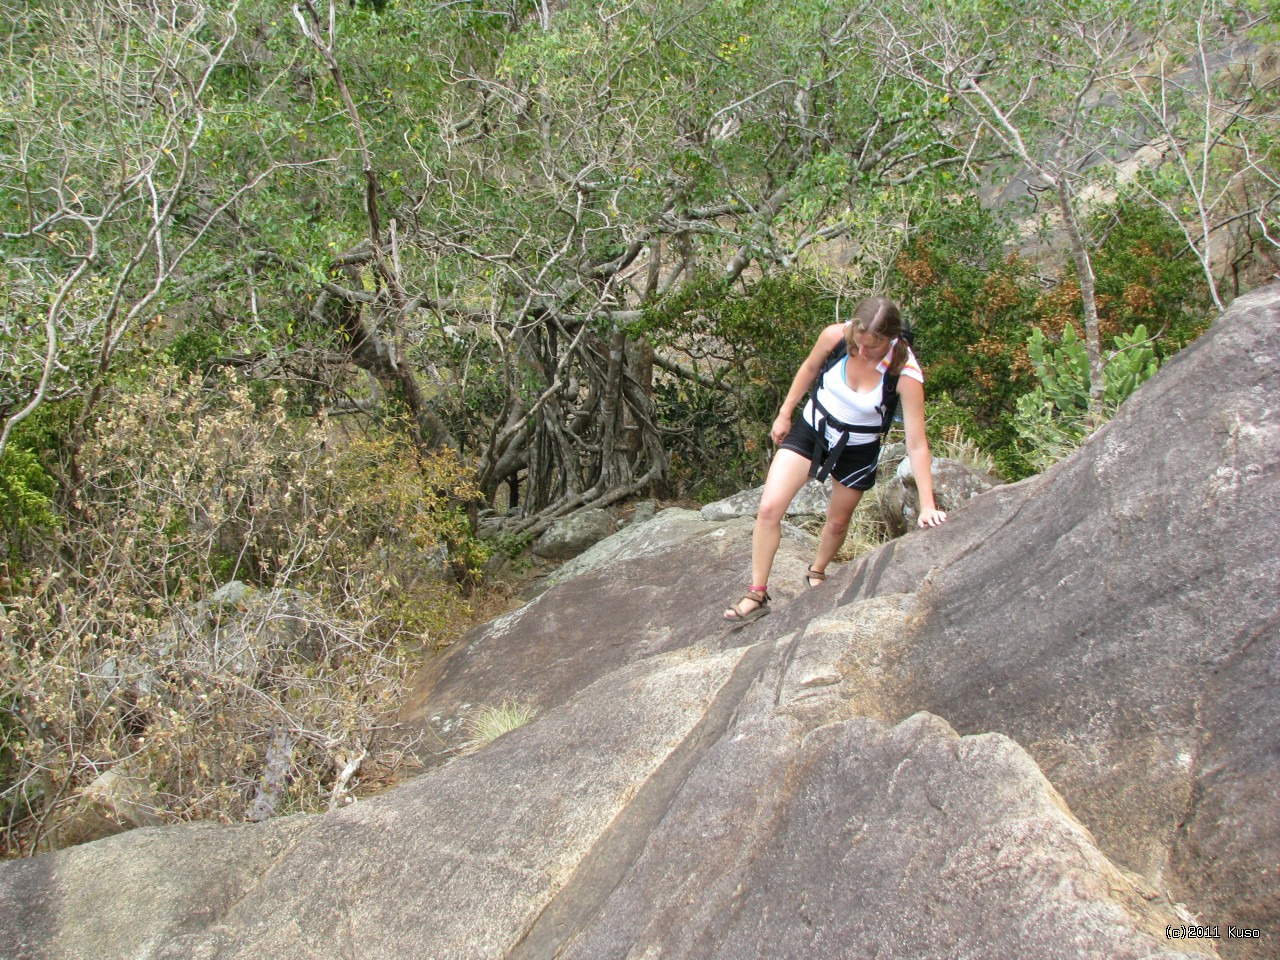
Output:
top-left (897, 377), bottom-right (948, 528)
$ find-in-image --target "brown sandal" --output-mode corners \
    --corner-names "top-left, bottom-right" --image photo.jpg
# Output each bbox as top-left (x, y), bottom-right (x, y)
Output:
top-left (723, 588), bottom-right (771, 623)
top-left (805, 567), bottom-right (828, 588)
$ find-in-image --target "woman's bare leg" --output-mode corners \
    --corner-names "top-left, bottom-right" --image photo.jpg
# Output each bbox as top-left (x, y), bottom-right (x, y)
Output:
top-left (807, 481), bottom-right (863, 581)
top-left (725, 450), bottom-right (813, 618)
top-left (751, 450), bottom-right (816, 585)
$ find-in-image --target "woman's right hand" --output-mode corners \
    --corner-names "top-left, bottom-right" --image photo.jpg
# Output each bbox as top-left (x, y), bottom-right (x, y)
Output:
top-left (771, 413), bottom-right (793, 446)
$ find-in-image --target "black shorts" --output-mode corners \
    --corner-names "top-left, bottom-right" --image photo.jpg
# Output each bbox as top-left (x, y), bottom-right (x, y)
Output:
top-left (779, 417), bottom-right (881, 490)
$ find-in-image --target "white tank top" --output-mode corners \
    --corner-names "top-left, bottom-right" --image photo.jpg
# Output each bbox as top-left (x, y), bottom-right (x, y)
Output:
top-left (802, 344), bottom-right (924, 447)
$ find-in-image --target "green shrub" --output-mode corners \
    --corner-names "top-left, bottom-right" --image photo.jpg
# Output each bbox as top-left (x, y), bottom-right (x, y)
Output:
top-left (887, 194), bottom-right (1210, 480)
top-left (1090, 193), bottom-right (1214, 349)
top-left (0, 404), bottom-right (72, 575)
top-left (0, 446), bottom-right (56, 551)
top-left (1013, 323), bottom-right (1162, 472)
top-left (1027, 322), bottom-right (1160, 414)
top-left (164, 327), bottom-right (230, 373)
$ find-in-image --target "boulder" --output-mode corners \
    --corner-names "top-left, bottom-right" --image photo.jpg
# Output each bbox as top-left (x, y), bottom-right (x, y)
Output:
top-left (194, 584), bottom-right (326, 675)
top-left (877, 454), bottom-right (1003, 535)
top-left (832, 284), bottom-right (1280, 951)
top-left (52, 766), bottom-right (164, 849)
top-left (700, 477), bottom-right (834, 521)
top-left (532, 507), bottom-right (614, 560)
top-left (207, 580), bottom-right (254, 608)
top-left (628, 499), bottom-right (658, 524)
top-left (0, 818), bottom-right (309, 960)
top-left (0, 630), bottom-right (1211, 960)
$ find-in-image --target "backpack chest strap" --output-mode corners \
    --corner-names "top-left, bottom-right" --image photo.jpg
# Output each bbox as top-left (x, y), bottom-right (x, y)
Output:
top-left (809, 393), bottom-right (881, 483)
top-left (805, 347), bottom-right (905, 483)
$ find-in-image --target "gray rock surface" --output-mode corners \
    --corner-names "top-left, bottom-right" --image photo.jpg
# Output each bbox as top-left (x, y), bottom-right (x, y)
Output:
top-left (0, 652), bottom-right (1210, 960)
top-left (3, 284), bottom-right (1278, 960)
top-left (555, 706), bottom-right (1200, 960)
top-left (826, 284), bottom-right (1279, 948)
top-left (401, 508), bottom-right (818, 761)
top-left (627, 499), bottom-right (657, 524)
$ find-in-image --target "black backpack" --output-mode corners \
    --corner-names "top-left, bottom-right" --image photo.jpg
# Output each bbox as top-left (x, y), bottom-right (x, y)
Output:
top-left (806, 325), bottom-right (914, 483)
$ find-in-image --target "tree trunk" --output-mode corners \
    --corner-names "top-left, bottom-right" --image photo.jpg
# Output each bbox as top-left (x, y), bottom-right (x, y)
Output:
top-left (321, 272), bottom-right (455, 454)
top-left (1056, 179), bottom-right (1106, 426)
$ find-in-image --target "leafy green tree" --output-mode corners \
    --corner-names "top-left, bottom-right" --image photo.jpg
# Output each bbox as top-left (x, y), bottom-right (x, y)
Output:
top-left (204, 0), bottom-right (977, 532)
top-left (5, 0), bottom-right (1266, 536)
top-left (873, 0), bottom-right (1157, 425)
top-left (0, 0), bottom-right (323, 465)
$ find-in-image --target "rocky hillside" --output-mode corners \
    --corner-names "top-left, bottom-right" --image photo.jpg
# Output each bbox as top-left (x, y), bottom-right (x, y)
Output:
top-left (2, 285), bottom-right (1277, 959)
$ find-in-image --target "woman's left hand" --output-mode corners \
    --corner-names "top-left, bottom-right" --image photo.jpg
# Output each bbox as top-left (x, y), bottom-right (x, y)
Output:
top-left (917, 507), bottom-right (948, 528)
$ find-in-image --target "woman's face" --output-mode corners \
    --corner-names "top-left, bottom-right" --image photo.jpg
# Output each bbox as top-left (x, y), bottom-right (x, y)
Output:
top-left (852, 329), bottom-right (892, 363)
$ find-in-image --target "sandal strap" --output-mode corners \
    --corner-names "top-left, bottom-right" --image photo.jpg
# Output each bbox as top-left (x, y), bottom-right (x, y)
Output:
top-left (806, 567), bottom-right (827, 581)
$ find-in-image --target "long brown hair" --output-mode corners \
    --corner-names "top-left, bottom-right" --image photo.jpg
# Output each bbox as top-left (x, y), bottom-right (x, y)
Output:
top-left (845, 296), bottom-right (908, 374)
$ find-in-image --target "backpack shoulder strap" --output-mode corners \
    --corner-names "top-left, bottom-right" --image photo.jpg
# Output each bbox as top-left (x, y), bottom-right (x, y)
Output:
top-left (877, 331), bottom-right (915, 434)
top-left (807, 337), bottom-right (847, 424)
top-left (819, 338), bottom-right (847, 377)
top-left (878, 369), bottom-right (902, 435)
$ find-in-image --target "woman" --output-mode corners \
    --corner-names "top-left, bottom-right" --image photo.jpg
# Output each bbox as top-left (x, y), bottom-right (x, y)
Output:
top-left (723, 296), bottom-right (947, 623)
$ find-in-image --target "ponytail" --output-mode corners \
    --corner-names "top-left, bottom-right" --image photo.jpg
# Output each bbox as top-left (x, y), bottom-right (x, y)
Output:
top-left (888, 338), bottom-right (909, 376)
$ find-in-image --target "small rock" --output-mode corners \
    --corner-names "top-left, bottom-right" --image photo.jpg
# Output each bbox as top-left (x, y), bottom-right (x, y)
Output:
top-left (533, 508), bottom-right (615, 560)
top-left (877, 456), bottom-right (1001, 536)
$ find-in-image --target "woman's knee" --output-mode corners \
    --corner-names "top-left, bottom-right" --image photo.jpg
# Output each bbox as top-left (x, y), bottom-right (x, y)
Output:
top-left (823, 514), bottom-right (850, 537)
top-left (823, 486), bottom-right (863, 534)
top-left (757, 451), bottom-right (812, 524)
top-left (757, 495), bottom-right (789, 524)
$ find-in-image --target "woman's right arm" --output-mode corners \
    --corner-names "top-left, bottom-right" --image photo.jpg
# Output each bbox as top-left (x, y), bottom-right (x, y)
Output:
top-left (770, 323), bottom-right (846, 445)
